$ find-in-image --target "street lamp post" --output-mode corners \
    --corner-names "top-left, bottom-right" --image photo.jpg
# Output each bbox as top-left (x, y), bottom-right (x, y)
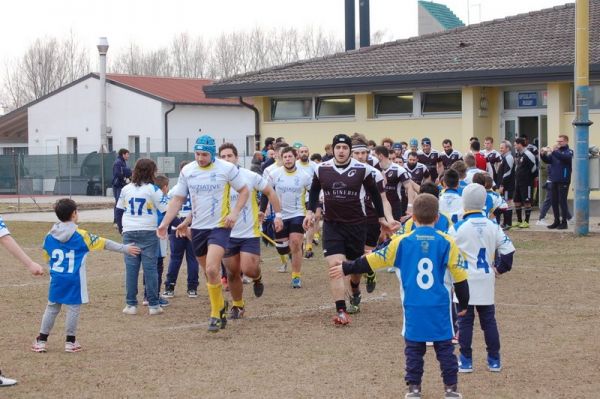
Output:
top-left (97, 37), bottom-right (109, 196)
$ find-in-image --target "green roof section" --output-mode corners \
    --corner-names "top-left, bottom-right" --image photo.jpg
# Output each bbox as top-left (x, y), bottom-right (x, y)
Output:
top-left (418, 1), bottom-right (465, 29)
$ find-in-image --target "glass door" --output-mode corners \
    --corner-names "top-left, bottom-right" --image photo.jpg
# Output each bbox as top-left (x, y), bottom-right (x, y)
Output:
top-left (502, 118), bottom-right (517, 143)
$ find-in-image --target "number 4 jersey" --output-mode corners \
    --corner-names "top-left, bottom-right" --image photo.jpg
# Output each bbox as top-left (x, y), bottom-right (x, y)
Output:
top-left (43, 222), bottom-right (108, 305)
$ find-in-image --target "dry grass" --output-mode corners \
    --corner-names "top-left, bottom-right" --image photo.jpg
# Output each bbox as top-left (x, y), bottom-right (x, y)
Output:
top-left (1, 222), bottom-right (599, 398)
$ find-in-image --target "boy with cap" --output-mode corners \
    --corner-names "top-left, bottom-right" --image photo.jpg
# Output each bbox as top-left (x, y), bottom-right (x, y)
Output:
top-left (448, 183), bottom-right (515, 373)
top-left (158, 135), bottom-right (249, 332)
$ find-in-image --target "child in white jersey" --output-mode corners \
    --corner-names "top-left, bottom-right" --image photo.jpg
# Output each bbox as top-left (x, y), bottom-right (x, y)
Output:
top-left (117, 158), bottom-right (168, 315)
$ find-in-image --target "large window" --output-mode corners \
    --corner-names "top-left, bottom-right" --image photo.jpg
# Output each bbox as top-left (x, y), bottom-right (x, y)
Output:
top-left (375, 93), bottom-right (413, 115)
top-left (316, 96), bottom-right (355, 118)
top-left (271, 98), bottom-right (312, 120)
top-left (421, 91), bottom-right (462, 113)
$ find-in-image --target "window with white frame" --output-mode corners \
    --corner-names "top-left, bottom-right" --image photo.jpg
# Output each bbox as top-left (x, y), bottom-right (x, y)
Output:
top-left (375, 93), bottom-right (414, 116)
top-left (421, 91), bottom-right (462, 113)
top-left (316, 96), bottom-right (355, 118)
top-left (271, 98), bottom-right (312, 120)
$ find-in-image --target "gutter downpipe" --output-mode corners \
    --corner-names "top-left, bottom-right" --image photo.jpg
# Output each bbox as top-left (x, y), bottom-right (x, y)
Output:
top-left (164, 103), bottom-right (176, 155)
top-left (239, 97), bottom-right (260, 151)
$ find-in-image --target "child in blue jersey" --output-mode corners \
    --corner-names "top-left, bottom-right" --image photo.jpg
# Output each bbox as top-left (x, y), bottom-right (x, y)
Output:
top-left (0, 216), bottom-right (44, 386)
top-left (448, 184), bottom-right (515, 374)
top-left (403, 182), bottom-right (452, 234)
top-left (330, 194), bottom-right (470, 399)
top-left (117, 158), bottom-right (168, 315)
top-left (32, 199), bottom-right (139, 353)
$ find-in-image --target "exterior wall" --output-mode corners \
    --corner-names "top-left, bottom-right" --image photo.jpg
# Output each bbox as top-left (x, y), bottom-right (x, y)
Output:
top-left (166, 104), bottom-right (255, 155)
top-left (28, 76), bottom-right (100, 155)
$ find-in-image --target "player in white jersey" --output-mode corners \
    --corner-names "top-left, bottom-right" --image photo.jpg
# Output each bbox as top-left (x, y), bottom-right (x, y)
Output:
top-left (117, 158), bottom-right (169, 315)
top-left (158, 135), bottom-right (249, 332)
top-left (448, 184), bottom-right (515, 374)
top-left (262, 146), bottom-right (312, 288)
top-left (218, 143), bottom-right (283, 318)
top-left (439, 169), bottom-right (464, 224)
top-left (295, 145), bottom-right (320, 259)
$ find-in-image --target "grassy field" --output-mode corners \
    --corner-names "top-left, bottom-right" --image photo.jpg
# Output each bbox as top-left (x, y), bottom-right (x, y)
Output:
top-left (1, 221), bottom-right (599, 398)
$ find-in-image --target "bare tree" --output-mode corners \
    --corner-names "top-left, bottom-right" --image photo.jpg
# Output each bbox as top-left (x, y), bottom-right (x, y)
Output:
top-left (1, 34), bottom-right (89, 110)
top-left (171, 33), bottom-right (210, 78)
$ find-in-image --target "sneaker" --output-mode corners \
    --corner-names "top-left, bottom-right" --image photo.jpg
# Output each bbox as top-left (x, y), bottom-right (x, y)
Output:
top-left (366, 272), bottom-right (377, 293)
top-left (518, 221), bottom-right (529, 228)
top-left (159, 298), bottom-right (170, 307)
top-left (487, 355), bottom-right (502, 372)
top-left (253, 280), bottom-right (264, 298)
top-left (187, 289), bottom-right (198, 298)
top-left (31, 340), bottom-right (47, 353)
top-left (149, 306), bottom-right (163, 315)
top-left (277, 262), bottom-right (288, 273)
top-left (208, 301), bottom-right (229, 332)
top-left (458, 354), bottom-right (473, 373)
top-left (122, 305), bottom-right (137, 315)
top-left (405, 384), bottom-right (422, 398)
top-left (346, 303), bottom-right (360, 314)
top-left (65, 341), bottom-right (82, 353)
top-left (142, 298), bottom-right (149, 306)
top-left (502, 224), bottom-right (512, 231)
top-left (304, 250), bottom-right (314, 259)
top-left (547, 220), bottom-right (560, 229)
top-left (444, 384), bottom-right (463, 398)
top-left (347, 292), bottom-right (361, 313)
top-left (567, 217), bottom-right (574, 225)
top-left (557, 221), bottom-right (568, 230)
top-left (291, 277), bottom-right (302, 289)
top-left (0, 371), bottom-right (17, 387)
top-left (221, 276), bottom-right (229, 291)
top-left (229, 306), bottom-right (245, 319)
top-left (163, 287), bottom-right (175, 298)
top-left (333, 310), bottom-right (351, 326)
top-left (536, 218), bottom-right (548, 226)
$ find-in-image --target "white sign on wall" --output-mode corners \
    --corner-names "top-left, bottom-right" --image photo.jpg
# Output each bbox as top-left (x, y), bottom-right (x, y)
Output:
top-left (157, 157), bottom-right (176, 174)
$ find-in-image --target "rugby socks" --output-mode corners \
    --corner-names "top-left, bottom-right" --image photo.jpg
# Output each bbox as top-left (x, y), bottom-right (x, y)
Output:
top-left (504, 210), bottom-right (513, 226)
top-left (207, 282), bottom-right (225, 318)
top-left (516, 207), bottom-right (523, 223)
top-left (291, 272), bottom-right (301, 280)
top-left (350, 280), bottom-right (360, 294)
top-left (37, 333), bottom-right (49, 342)
top-left (232, 299), bottom-right (245, 309)
top-left (525, 208), bottom-right (532, 223)
top-left (335, 300), bottom-right (347, 312)
top-left (66, 335), bottom-right (76, 343)
top-left (305, 243), bottom-right (313, 252)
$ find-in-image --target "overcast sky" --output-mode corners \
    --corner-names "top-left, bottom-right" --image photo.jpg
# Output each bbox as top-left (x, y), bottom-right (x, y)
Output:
top-left (0, 0), bottom-right (571, 62)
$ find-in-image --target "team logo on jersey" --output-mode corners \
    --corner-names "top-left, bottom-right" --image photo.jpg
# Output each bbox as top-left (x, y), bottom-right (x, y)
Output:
top-left (332, 182), bottom-right (347, 190)
top-left (348, 170), bottom-right (357, 177)
top-left (88, 232), bottom-right (100, 247)
top-left (374, 245), bottom-right (389, 261)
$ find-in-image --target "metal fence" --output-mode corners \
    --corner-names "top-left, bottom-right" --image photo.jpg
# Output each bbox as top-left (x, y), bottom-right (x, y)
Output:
top-left (0, 149), bottom-right (255, 197)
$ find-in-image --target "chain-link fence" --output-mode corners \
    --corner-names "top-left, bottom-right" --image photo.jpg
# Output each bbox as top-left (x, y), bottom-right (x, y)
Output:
top-left (0, 148), bottom-right (256, 197)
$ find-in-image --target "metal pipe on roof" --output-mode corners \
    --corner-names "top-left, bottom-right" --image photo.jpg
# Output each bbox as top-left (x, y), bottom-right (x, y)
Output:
top-left (239, 97), bottom-right (260, 151)
top-left (345, 0), bottom-right (356, 51)
top-left (164, 103), bottom-right (176, 155)
top-left (359, 0), bottom-right (370, 48)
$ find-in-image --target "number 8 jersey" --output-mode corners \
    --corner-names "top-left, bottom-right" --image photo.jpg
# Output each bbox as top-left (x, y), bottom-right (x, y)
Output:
top-left (43, 222), bottom-right (108, 305)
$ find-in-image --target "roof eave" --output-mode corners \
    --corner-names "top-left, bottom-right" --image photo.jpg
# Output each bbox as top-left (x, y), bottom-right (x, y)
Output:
top-left (205, 64), bottom-right (600, 98)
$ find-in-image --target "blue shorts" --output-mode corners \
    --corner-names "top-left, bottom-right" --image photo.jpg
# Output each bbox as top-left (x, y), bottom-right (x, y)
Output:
top-left (275, 216), bottom-right (305, 240)
top-left (191, 228), bottom-right (231, 257)
top-left (225, 237), bottom-right (261, 257)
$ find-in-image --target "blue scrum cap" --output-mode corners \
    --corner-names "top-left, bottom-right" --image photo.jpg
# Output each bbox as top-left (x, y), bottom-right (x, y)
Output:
top-left (194, 135), bottom-right (216, 161)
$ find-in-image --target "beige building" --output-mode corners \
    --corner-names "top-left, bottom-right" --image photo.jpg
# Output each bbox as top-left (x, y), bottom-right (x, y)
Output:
top-left (206, 2), bottom-right (600, 159)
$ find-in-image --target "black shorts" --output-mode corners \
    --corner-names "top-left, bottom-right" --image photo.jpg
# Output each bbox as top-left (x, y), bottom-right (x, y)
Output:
top-left (514, 183), bottom-right (532, 203)
top-left (191, 228), bottom-right (231, 257)
top-left (365, 223), bottom-right (381, 248)
top-left (224, 237), bottom-right (261, 257)
top-left (322, 221), bottom-right (366, 261)
top-left (275, 216), bottom-right (305, 240)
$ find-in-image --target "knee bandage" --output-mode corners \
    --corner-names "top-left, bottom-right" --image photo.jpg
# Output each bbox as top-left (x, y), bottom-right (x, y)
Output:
top-left (275, 241), bottom-right (290, 256)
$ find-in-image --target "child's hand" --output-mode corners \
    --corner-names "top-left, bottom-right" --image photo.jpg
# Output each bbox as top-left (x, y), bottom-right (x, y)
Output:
top-left (328, 261), bottom-right (344, 280)
top-left (156, 225), bottom-right (168, 239)
top-left (126, 245), bottom-right (141, 256)
top-left (28, 262), bottom-right (44, 276)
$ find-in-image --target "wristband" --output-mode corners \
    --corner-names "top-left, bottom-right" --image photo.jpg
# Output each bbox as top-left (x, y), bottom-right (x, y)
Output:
top-left (275, 212), bottom-right (283, 218)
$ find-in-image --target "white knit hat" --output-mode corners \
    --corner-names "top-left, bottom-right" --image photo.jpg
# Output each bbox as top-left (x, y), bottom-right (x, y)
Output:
top-left (462, 183), bottom-right (487, 211)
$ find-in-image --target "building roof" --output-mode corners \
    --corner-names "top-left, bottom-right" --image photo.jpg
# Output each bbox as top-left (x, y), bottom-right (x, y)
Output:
top-left (418, 1), bottom-right (465, 30)
top-left (104, 74), bottom-right (241, 106)
top-left (205, 1), bottom-right (600, 98)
